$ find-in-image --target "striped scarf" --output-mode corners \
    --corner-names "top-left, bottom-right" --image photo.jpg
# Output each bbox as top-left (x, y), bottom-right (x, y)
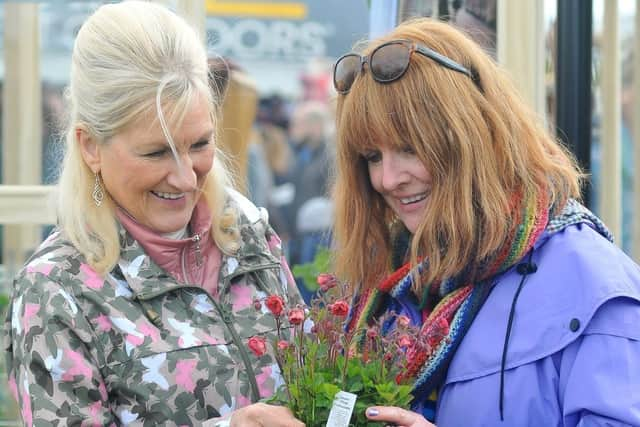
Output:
top-left (345, 193), bottom-right (608, 420)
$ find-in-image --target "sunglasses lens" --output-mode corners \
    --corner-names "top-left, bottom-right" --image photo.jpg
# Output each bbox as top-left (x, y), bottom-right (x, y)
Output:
top-left (370, 42), bottom-right (411, 82)
top-left (334, 54), bottom-right (360, 93)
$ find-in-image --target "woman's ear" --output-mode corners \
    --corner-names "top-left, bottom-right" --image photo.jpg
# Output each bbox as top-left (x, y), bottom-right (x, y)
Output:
top-left (76, 127), bottom-right (101, 173)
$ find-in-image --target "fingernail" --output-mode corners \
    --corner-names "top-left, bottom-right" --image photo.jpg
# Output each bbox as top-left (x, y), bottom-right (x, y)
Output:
top-left (367, 408), bottom-right (379, 417)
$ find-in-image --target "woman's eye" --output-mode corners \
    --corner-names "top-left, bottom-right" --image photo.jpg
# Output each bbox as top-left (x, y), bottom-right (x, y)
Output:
top-left (401, 145), bottom-right (415, 155)
top-left (191, 140), bottom-right (210, 150)
top-left (363, 151), bottom-right (382, 163)
top-left (144, 149), bottom-right (168, 158)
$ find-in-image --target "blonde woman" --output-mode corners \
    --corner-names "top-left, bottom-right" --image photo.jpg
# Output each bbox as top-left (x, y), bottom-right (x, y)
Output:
top-left (333, 18), bottom-right (640, 426)
top-left (4, 2), bottom-right (303, 426)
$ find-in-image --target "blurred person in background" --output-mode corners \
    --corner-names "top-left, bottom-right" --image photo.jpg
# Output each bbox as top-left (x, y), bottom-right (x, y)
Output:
top-left (249, 96), bottom-right (297, 252)
top-left (299, 57), bottom-right (333, 103)
top-left (3, 2), bottom-right (305, 426)
top-left (261, 122), bottom-right (294, 189)
top-left (332, 18), bottom-right (640, 426)
top-left (288, 101), bottom-right (334, 261)
top-left (213, 59), bottom-right (277, 214)
top-left (591, 50), bottom-right (636, 255)
top-left (287, 101), bottom-right (334, 300)
top-left (246, 126), bottom-right (275, 212)
top-left (41, 83), bottom-right (65, 186)
top-left (41, 83), bottom-right (66, 240)
top-left (620, 54), bottom-right (635, 254)
top-left (257, 94), bottom-right (290, 131)
top-left (256, 122), bottom-right (296, 251)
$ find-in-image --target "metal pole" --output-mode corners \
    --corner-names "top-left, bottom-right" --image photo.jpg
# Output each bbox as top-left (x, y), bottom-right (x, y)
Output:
top-left (555, 0), bottom-right (593, 207)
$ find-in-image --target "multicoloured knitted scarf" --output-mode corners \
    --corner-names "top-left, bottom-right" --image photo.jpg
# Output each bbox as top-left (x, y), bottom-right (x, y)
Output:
top-left (345, 191), bottom-right (600, 420)
top-left (346, 195), bottom-right (613, 419)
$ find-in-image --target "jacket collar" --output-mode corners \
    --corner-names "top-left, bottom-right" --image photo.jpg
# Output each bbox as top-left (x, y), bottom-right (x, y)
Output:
top-left (115, 191), bottom-right (279, 299)
top-left (116, 199), bottom-right (213, 284)
top-left (216, 191), bottom-right (280, 293)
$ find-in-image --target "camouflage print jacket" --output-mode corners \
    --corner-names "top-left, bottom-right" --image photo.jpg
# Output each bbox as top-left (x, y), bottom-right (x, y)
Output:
top-left (4, 191), bottom-right (303, 426)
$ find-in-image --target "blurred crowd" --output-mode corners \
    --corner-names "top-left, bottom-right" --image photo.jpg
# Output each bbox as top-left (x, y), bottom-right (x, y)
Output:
top-left (245, 65), bottom-right (336, 301)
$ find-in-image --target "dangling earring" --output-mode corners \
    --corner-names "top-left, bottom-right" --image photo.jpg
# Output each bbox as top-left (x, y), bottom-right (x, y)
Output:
top-left (92, 172), bottom-right (104, 207)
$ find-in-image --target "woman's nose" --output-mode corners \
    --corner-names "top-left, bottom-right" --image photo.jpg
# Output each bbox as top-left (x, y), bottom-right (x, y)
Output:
top-left (167, 155), bottom-right (197, 191)
top-left (381, 155), bottom-right (408, 191)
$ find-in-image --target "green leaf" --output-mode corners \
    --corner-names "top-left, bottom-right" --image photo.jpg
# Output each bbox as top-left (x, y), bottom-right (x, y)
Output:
top-left (346, 381), bottom-right (363, 393)
top-left (320, 382), bottom-right (341, 401)
top-left (291, 248), bottom-right (331, 291)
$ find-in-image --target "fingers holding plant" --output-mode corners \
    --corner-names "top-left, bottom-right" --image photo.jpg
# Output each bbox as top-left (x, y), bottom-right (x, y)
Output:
top-left (230, 403), bottom-right (305, 427)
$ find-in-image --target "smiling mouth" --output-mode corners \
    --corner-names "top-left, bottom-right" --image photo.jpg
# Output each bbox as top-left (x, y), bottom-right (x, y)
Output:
top-left (400, 193), bottom-right (427, 205)
top-left (151, 191), bottom-right (185, 200)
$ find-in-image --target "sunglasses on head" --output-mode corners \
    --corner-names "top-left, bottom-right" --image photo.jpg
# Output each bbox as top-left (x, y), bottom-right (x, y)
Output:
top-left (333, 39), bottom-right (477, 94)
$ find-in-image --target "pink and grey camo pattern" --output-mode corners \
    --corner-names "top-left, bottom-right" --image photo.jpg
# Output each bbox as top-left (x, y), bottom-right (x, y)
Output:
top-left (4, 194), bottom-right (302, 426)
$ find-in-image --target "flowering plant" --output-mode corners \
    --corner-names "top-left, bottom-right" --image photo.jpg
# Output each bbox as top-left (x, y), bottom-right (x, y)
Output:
top-left (249, 272), bottom-right (444, 426)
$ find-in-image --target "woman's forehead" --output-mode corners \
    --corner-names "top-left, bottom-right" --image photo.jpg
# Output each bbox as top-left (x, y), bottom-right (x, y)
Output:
top-left (121, 98), bottom-right (213, 144)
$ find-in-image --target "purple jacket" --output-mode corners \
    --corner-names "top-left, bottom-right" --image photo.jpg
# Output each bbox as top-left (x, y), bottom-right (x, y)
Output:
top-left (395, 223), bottom-right (640, 426)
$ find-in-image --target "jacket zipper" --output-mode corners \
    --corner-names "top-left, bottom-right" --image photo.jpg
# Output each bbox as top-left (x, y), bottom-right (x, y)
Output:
top-left (209, 297), bottom-right (261, 403)
top-left (180, 233), bottom-right (203, 284)
top-left (135, 286), bottom-right (261, 402)
top-left (192, 233), bottom-right (203, 267)
top-left (181, 245), bottom-right (191, 284)
top-left (209, 263), bottom-right (282, 403)
top-left (137, 262), bottom-right (279, 404)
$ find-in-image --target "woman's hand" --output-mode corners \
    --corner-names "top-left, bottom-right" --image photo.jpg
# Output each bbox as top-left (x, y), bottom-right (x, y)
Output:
top-left (230, 402), bottom-right (305, 427)
top-left (366, 406), bottom-right (436, 427)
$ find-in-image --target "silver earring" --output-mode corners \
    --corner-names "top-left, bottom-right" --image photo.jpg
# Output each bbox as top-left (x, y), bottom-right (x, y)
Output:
top-left (92, 172), bottom-right (104, 207)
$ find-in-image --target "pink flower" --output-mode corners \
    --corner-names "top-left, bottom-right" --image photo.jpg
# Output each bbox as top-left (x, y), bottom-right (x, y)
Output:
top-left (288, 308), bottom-right (305, 325)
top-left (395, 373), bottom-right (404, 385)
top-left (397, 334), bottom-right (413, 348)
top-left (329, 300), bottom-right (349, 317)
top-left (406, 346), bottom-right (420, 364)
top-left (366, 328), bottom-right (378, 339)
top-left (277, 340), bottom-right (290, 351)
top-left (248, 336), bottom-right (267, 357)
top-left (317, 273), bottom-right (338, 292)
top-left (265, 295), bottom-right (285, 317)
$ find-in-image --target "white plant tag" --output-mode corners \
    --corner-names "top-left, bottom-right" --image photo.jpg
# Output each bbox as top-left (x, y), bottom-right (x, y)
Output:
top-left (325, 391), bottom-right (358, 427)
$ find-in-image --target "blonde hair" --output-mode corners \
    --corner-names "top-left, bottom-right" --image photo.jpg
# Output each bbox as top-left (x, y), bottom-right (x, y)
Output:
top-left (58, 1), bottom-right (238, 275)
top-left (333, 18), bottom-right (582, 290)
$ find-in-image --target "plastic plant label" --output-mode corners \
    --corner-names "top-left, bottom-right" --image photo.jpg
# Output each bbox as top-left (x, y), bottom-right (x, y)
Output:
top-left (325, 391), bottom-right (358, 427)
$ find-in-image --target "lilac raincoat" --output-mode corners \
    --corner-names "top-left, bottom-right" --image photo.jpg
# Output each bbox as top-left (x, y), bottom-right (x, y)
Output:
top-left (439, 223), bottom-right (640, 426)
top-left (402, 223), bottom-right (640, 426)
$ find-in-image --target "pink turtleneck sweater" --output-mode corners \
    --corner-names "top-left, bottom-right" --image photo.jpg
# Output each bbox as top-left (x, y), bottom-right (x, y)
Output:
top-left (116, 200), bottom-right (222, 297)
